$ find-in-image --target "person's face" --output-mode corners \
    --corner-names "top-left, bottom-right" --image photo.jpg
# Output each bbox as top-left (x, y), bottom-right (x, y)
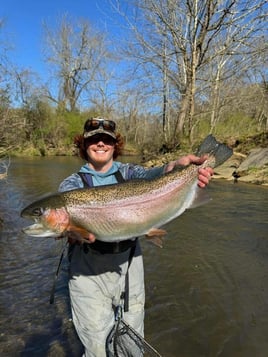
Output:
top-left (86, 134), bottom-right (116, 170)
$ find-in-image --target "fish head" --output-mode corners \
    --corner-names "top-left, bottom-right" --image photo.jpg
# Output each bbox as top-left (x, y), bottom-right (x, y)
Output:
top-left (21, 194), bottom-right (69, 238)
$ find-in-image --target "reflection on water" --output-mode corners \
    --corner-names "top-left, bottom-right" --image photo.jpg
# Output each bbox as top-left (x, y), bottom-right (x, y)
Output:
top-left (0, 157), bottom-right (268, 357)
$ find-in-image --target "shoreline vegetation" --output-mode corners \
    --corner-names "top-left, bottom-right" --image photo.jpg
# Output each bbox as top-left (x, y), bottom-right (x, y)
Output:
top-left (1, 133), bottom-right (267, 186)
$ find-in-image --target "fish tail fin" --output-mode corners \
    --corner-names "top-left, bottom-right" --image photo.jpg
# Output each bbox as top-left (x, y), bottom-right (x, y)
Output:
top-left (213, 142), bottom-right (233, 167)
top-left (197, 134), bottom-right (233, 168)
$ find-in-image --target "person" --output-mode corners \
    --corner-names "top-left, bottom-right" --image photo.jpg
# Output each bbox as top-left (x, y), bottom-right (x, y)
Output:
top-left (58, 117), bottom-right (214, 357)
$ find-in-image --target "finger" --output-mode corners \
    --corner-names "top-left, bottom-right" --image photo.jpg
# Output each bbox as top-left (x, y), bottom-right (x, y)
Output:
top-left (87, 233), bottom-right (96, 243)
top-left (191, 155), bottom-right (209, 165)
top-left (198, 180), bottom-right (206, 188)
top-left (207, 167), bottom-right (214, 176)
top-left (198, 173), bottom-right (209, 183)
top-left (197, 168), bottom-right (212, 187)
top-left (199, 167), bottom-right (213, 179)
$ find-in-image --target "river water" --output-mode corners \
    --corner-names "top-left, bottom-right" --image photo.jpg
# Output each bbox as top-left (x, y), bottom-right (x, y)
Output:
top-left (0, 156), bottom-right (267, 357)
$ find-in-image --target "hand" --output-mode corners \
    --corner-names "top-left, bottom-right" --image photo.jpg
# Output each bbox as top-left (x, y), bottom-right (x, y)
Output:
top-left (86, 232), bottom-right (96, 243)
top-left (165, 154), bottom-right (214, 188)
top-left (197, 165), bottom-right (213, 188)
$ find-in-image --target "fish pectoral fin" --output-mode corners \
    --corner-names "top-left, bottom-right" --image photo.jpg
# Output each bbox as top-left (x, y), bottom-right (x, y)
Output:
top-left (145, 228), bottom-right (167, 248)
top-left (65, 226), bottom-right (92, 244)
top-left (67, 225), bottom-right (89, 236)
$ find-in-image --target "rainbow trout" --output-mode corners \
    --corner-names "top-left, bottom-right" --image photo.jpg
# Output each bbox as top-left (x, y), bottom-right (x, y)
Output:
top-left (21, 135), bottom-right (232, 245)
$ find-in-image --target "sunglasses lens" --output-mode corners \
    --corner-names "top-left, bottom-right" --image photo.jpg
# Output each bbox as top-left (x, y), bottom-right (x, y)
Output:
top-left (90, 120), bottom-right (101, 129)
top-left (86, 134), bottom-right (116, 145)
top-left (102, 120), bottom-right (116, 131)
top-left (85, 119), bottom-right (116, 132)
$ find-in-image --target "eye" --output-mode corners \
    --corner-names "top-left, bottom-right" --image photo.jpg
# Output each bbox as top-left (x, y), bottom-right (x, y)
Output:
top-left (32, 207), bottom-right (44, 216)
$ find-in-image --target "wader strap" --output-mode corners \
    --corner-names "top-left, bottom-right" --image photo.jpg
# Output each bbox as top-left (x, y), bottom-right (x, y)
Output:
top-left (114, 170), bottom-right (125, 183)
top-left (122, 239), bottom-right (137, 312)
top-left (77, 167), bottom-right (133, 188)
top-left (77, 172), bottom-right (93, 187)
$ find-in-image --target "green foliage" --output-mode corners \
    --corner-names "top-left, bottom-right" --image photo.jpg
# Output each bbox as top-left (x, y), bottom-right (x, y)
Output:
top-left (1, 98), bottom-right (265, 157)
top-left (191, 112), bottom-right (260, 145)
top-left (60, 112), bottom-right (85, 145)
top-left (214, 113), bottom-right (259, 138)
top-left (59, 110), bottom-right (101, 145)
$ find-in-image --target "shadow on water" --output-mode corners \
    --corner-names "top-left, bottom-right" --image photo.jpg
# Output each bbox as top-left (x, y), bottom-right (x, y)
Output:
top-left (0, 157), bottom-right (268, 356)
top-left (20, 316), bottom-right (82, 357)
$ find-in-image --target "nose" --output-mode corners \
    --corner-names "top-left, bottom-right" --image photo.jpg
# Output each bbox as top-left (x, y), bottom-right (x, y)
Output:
top-left (96, 140), bottom-right (105, 146)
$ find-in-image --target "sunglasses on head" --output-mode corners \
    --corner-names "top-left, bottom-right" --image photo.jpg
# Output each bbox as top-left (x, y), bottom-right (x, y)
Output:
top-left (84, 119), bottom-right (116, 132)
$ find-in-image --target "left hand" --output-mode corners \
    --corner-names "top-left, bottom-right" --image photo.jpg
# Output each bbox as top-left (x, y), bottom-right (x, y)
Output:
top-left (165, 154), bottom-right (214, 188)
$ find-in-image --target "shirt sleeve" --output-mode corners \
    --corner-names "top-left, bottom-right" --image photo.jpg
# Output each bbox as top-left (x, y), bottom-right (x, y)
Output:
top-left (129, 164), bottom-right (166, 180)
top-left (58, 173), bottom-right (84, 192)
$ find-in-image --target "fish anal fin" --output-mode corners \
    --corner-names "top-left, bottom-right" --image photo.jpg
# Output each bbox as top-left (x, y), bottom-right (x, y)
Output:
top-left (145, 228), bottom-right (167, 248)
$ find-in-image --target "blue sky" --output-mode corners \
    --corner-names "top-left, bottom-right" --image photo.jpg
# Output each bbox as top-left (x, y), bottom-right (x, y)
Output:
top-left (1, 0), bottom-right (125, 79)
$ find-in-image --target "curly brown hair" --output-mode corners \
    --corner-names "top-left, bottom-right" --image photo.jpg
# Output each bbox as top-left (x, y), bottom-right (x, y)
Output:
top-left (74, 132), bottom-right (125, 161)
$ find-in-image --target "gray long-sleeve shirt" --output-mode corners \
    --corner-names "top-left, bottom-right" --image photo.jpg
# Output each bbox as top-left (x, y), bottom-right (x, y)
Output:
top-left (58, 161), bottom-right (166, 192)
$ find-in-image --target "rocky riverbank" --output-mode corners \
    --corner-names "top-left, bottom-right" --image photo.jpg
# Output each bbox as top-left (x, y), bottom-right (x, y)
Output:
top-left (213, 148), bottom-right (268, 185)
top-left (143, 133), bottom-right (268, 186)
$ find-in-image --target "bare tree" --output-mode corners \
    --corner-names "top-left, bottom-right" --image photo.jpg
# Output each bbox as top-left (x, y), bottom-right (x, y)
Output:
top-left (0, 18), bottom-right (11, 102)
top-left (0, 19), bottom-right (22, 153)
top-left (113, 0), bottom-right (267, 140)
top-left (43, 14), bottom-right (112, 112)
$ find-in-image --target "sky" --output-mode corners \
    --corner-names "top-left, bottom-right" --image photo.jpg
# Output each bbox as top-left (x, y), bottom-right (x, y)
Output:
top-left (1, 0), bottom-right (126, 80)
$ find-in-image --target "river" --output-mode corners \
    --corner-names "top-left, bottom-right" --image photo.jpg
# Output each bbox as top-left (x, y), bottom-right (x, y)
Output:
top-left (0, 156), bottom-right (267, 357)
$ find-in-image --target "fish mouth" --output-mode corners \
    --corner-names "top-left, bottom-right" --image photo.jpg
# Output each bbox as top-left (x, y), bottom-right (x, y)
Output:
top-left (22, 223), bottom-right (60, 238)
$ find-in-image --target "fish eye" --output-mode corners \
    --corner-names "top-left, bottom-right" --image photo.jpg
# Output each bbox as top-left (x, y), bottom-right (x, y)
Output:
top-left (32, 207), bottom-right (44, 216)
